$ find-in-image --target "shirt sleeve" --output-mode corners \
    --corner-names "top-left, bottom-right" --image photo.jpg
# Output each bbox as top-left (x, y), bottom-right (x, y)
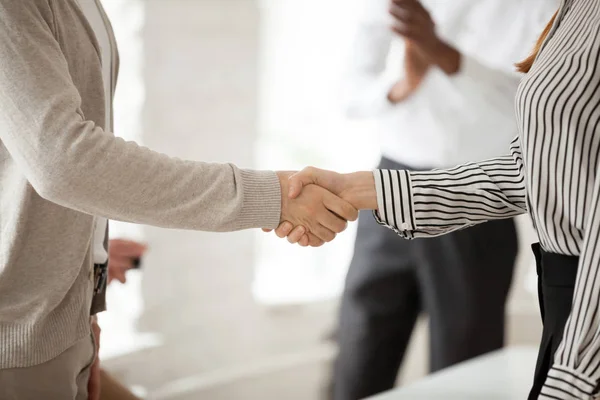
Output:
top-left (540, 169), bottom-right (600, 400)
top-left (342, 0), bottom-right (399, 118)
top-left (0, 1), bottom-right (281, 232)
top-left (373, 137), bottom-right (527, 238)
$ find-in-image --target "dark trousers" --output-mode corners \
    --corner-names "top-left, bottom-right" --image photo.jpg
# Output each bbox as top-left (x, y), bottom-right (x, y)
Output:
top-left (331, 157), bottom-right (518, 400)
top-left (528, 244), bottom-right (579, 399)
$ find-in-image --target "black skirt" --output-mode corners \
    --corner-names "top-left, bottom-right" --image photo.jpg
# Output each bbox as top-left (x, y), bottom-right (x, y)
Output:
top-left (528, 243), bottom-right (580, 399)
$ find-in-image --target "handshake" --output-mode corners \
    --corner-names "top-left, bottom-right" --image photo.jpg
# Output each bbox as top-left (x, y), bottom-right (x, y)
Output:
top-left (267, 168), bottom-right (378, 247)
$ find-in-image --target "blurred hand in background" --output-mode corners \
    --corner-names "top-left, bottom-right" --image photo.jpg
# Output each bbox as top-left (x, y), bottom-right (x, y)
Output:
top-left (108, 239), bottom-right (147, 284)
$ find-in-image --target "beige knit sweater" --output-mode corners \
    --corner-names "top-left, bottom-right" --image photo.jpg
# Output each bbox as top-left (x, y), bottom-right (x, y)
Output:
top-left (0, 0), bottom-right (281, 368)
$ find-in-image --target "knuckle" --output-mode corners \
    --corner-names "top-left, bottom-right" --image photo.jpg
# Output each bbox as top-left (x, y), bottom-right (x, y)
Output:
top-left (344, 204), bottom-right (356, 218)
top-left (341, 221), bottom-right (349, 232)
top-left (275, 229), bottom-right (287, 238)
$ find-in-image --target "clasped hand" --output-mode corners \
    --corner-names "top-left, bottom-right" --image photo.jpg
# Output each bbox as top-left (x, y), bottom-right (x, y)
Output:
top-left (268, 169), bottom-right (376, 247)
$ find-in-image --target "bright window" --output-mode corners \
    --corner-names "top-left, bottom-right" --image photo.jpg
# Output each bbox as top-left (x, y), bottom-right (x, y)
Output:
top-left (253, 0), bottom-right (380, 304)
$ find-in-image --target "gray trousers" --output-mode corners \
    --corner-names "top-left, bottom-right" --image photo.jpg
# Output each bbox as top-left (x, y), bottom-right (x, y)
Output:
top-left (331, 157), bottom-right (518, 400)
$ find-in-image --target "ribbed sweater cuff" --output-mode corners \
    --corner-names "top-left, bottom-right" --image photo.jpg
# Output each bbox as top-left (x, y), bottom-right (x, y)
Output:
top-left (238, 170), bottom-right (281, 230)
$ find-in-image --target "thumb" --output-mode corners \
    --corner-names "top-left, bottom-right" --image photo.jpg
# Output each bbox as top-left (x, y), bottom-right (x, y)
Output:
top-left (288, 167), bottom-right (318, 199)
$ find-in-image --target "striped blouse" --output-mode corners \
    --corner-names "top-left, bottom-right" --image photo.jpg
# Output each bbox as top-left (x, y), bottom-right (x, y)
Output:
top-left (373, 0), bottom-right (600, 398)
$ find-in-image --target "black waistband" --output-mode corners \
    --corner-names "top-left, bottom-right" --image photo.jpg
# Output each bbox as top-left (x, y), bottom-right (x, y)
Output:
top-left (531, 243), bottom-right (579, 287)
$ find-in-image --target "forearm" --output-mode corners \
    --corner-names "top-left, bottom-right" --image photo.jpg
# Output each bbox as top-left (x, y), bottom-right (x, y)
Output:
top-left (430, 40), bottom-right (461, 75)
top-left (37, 125), bottom-right (282, 232)
top-left (341, 172), bottom-right (378, 210)
top-left (1, 93), bottom-right (281, 232)
top-left (369, 139), bottom-right (527, 238)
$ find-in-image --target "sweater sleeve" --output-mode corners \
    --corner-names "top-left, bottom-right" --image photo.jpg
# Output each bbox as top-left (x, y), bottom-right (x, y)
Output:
top-left (0, 0), bottom-right (281, 232)
top-left (373, 137), bottom-right (528, 238)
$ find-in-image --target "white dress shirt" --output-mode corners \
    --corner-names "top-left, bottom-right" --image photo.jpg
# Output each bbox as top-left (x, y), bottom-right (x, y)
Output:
top-left (77, 0), bottom-right (114, 265)
top-left (346, 0), bottom-right (558, 169)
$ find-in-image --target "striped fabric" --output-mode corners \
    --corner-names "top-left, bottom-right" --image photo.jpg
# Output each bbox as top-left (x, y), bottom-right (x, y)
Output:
top-left (372, 0), bottom-right (600, 398)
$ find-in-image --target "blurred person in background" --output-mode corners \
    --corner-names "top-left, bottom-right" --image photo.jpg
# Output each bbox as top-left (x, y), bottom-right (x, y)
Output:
top-left (278, 0), bottom-right (600, 397)
top-left (329, 0), bottom-right (555, 398)
top-left (0, 0), bottom-right (358, 398)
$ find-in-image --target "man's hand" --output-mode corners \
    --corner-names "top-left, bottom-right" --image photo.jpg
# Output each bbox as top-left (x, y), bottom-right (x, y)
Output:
top-left (276, 172), bottom-right (358, 246)
top-left (274, 168), bottom-right (377, 244)
top-left (108, 239), bottom-right (147, 284)
top-left (389, 0), bottom-right (460, 75)
top-left (88, 318), bottom-right (101, 400)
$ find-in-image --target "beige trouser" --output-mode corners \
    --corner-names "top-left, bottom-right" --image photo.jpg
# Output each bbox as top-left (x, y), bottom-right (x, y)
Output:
top-left (0, 334), bottom-right (95, 400)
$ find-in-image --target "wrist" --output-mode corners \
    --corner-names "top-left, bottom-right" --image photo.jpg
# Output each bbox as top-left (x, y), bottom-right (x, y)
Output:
top-left (276, 171), bottom-right (293, 222)
top-left (430, 40), bottom-right (461, 75)
top-left (341, 172), bottom-right (377, 210)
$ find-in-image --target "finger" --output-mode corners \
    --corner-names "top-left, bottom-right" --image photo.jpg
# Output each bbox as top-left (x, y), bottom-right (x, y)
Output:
top-left (109, 256), bottom-right (135, 270)
top-left (389, 1), bottom-right (431, 32)
top-left (391, 25), bottom-right (421, 41)
top-left (322, 192), bottom-right (359, 222)
top-left (409, 0), bottom-right (430, 17)
top-left (389, 4), bottom-right (415, 24)
top-left (108, 270), bottom-right (116, 284)
top-left (110, 239), bottom-right (148, 257)
top-left (307, 233), bottom-right (325, 247)
top-left (288, 167), bottom-right (319, 199)
top-left (390, 2), bottom-right (430, 33)
top-left (391, 0), bottom-right (420, 9)
top-left (298, 234), bottom-right (310, 247)
top-left (311, 224), bottom-right (336, 243)
top-left (319, 209), bottom-right (348, 234)
top-left (110, 239), bottom-right (147, 252)
top-left (262, 228), bottom-right (273, 233)
top-left (275, 221), bottom-right (294, 238)
top-left (287, 226), bottom-right (306, 244)
top-left (109, 268), bottom-right (127, 284)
